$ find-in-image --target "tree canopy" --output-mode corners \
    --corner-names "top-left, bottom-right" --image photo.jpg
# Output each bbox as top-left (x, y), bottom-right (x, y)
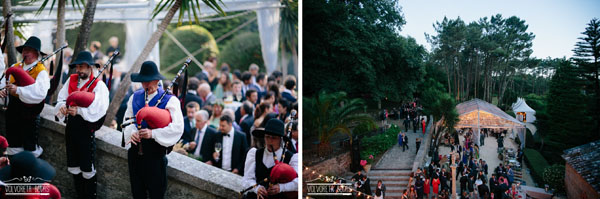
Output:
top-left (303, 0), bottom-right (425, 102)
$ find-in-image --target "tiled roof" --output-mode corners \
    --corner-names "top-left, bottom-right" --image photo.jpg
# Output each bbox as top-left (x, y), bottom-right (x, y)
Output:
top-left (562, 140), bottom-right (600, 193)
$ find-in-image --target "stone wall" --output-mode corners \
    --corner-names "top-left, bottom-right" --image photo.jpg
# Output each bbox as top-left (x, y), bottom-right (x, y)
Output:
top-left (302, 151), bottom-right (351, 181)
top-left (565, 162), bottom-right (600, 199)
top-left (412, 116), bottom-right (433, 173)
top-left (0, 105), bottom-right (244, 198)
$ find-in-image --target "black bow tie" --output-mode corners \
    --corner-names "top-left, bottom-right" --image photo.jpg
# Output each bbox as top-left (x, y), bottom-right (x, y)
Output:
top-left (221, 133), bottom-right (230, 137)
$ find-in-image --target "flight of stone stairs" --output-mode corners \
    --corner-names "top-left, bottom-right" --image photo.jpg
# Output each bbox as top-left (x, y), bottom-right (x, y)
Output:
top-left (368, 169), bottom-right (412, 199)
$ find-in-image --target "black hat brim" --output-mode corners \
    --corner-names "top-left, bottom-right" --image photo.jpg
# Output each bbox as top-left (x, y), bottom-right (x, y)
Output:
top-left (69, 60), bottom-right (101, 68)
top-left (0, 154), bottom-right (56, 182)
top-left (131, 73), bottom-right (166, 82)
top-left (16, 45), bottom-right (47, 57)
top-left (252, 128), bottom-right (290, 141)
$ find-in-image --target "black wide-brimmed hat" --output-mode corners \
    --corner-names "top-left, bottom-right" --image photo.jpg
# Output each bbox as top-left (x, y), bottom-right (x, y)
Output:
top-left (69, 51), bottom-right (100, 68)
top-left (131, 61), bottom-right (165, 82)
top-left (16, 36), bottom-right (47, 56)
top-left (252, 118), bottom-right (289, 141)
top-left (0, 151), bottom-right (56, 183)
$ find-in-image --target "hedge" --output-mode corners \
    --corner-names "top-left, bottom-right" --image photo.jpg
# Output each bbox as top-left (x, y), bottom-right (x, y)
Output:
top-left (159, 25), bottom-right (219, 75)
top-left (524, 148), bottom-right (550, 185)
top-left (218, 32), bottom-right (264, 73)
top-left (360, 124), bottom-right (401, 164)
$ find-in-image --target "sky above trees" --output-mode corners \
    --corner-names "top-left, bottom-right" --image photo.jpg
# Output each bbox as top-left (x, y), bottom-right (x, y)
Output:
top-left (399, 0), bottom-right (600, 59)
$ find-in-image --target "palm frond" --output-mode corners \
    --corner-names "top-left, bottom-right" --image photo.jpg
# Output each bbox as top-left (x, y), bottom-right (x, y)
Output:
top-left (35, 0), bottom-right (83, 15)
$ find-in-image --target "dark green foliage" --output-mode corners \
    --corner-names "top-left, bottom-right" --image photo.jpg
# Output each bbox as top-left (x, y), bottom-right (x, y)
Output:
top-left (360, 125), bottom-right (401, 164)
top-left (151, 0), bottom-right (225, 26)
top-left (524, 148), bottom-right (550, 185)
top-left (193, 11), bottom-right (259, 50)
top-left (572, 18), bottom-right (600, 140)
top-left (426, 14), bottom-right (539, 107)
top-left (546, 59), bottom-right (592, 149)
top-left (303, 0), bottom-right (425, 102)
top-left (302, 91), bottom-right (376, 146)
top-left (218, 32), bottom-right (264, 72)
top-left (543, 164), bottom-right (566, 194)
top-left (159, 25), bottom-right (218, 75)
top-left (65, 22), bottom-right (127, 55)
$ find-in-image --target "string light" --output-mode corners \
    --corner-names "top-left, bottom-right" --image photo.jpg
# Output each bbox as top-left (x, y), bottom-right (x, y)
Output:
top-left (303, 166), bottom-right (375, 199)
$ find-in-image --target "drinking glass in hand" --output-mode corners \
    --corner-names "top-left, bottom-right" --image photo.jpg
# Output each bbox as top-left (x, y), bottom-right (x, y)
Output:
top-left (215, 142), bottom-right (222, 162)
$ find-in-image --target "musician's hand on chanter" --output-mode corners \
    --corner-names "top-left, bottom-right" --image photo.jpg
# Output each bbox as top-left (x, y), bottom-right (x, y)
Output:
top-left (6, 84), bottom-right (17, 96)
top-left (67, 106), bottom-right (78, 116)
top-left (257, 186), bottom-right (268, 199)
top-left (267, 184), bottom-right (280, 195)
top-left (0, 89), bottom-right (5, 98)
top-left (129, 132), bottom-right (141, 145)
top-left (138, 129), bottom-right (153, 139)
top-left (232, 168), bottom-right (239, 174)
top-left (59, 105), bottom-right (68, 116)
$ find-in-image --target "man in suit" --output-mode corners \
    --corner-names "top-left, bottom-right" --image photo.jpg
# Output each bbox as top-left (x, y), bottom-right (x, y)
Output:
top-left (239, 101), bottom-right (255, 145)
top-left (241, 72), bottom-right (260, 97)
top-left (198, 83), bottom-right (216, 109)
top-left (182, 102), bottom-right (200, 141)
top-left (183, 78), bottom-right (203, 116)
top-left (281, 76), bottom-right (297, 103)
top-left (235, 90), bottom-right (258, 123)
top-left (182, 110), bottom-right (216, 162)
top-left (209, 115), bottom-right (248, 176)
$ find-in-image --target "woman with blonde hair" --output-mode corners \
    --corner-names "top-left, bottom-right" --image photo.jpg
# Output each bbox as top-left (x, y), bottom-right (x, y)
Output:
top-left (208, 101), bottom-right (224, 128)
top-left (214, 71), bottom-right (232, 100)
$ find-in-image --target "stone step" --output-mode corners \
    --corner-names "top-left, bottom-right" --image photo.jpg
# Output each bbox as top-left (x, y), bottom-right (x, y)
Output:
top-left (368, 175), bottom-right (411, 182)
top-left (370, 184), bottom-right (408, 192)
top-left (369, 181), bottom-right (409, 187)
top-left (381, 191), bottom-right (407, 199)
top-left (368, 169), bottom-right (412, 176)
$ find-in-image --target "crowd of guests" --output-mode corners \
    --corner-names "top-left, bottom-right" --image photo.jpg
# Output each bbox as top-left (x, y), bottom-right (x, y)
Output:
top-left (380, 100), bottom-right (427, 134)
top-left (350, 170), bottom-right (387, 199)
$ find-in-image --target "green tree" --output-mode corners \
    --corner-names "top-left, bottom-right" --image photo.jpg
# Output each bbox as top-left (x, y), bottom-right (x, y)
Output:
top-left (105, 0), bottom-right (225, 126)
top-left (543, 164), bottom-right (566, 194)
top-left (218, 32), bottom-right (263, 72)
top-left (279, 0), bottom-right (298, 75)
top-left (303, 0), bottom-right (425, 103)
top-left (426, 14), bottom-right (536, 107)
top-left (546, 59), bottom-right (591, 152)
top-left (160, 25), bottom-right (218, 75)
top-left (303, 91), bottom-right (375, 155)
top-left (572, 18), bottom-right (600, 138)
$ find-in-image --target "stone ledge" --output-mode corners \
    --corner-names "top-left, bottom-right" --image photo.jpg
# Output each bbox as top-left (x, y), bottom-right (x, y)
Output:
top-left (3, 104), bottom-right (244, 198)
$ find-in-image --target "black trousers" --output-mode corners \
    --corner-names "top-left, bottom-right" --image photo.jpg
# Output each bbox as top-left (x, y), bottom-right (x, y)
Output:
top-left (6, 102), bottom-right (41, 151)
top-left (128, 149), bottom-right (168, 199)
top-left (65, 116), bottom-right (96, 173)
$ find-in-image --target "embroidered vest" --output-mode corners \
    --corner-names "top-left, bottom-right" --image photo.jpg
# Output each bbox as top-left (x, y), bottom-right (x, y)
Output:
top-left (131, 88), bottom-right (173, 156)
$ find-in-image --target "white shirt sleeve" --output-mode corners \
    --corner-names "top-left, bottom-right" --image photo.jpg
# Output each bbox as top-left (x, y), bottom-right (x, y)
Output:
top-left (151, 96), bottom-right (184, 147)
top-left (123, 96), bottom-right (136, 145)
top-left (53, 79), bottom-right (70, 121)
top-left (16, 69), bottom-right (50, 104)
top-left (242, 148), bottom-right (260, 193)
top-left (77, 81), bottom-right (109, 122)
top-left (278, 153), bottom-right (298, 192)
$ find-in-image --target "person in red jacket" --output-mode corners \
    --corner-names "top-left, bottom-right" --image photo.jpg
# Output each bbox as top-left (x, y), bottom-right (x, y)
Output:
top-left (422, 118), bottom-right (426, 134)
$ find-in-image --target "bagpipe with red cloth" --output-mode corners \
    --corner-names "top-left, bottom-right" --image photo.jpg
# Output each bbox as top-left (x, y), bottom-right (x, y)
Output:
top-left (120, 58), bottom-right (191, 154)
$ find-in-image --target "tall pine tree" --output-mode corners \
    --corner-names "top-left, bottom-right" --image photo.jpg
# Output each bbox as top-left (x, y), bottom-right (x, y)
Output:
top-left (572, 18), bottom-right (600, 138)
top-left (546, 60), bottom-right (593, 150)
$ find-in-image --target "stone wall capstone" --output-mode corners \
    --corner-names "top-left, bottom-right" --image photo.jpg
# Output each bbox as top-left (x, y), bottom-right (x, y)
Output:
top-left (0, 105), bottom-right (244, 198)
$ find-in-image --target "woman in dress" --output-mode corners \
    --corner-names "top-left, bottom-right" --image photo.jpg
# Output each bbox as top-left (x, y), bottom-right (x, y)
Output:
top-left (424, 175), bottom-right (430, 199)
top-left (374, 180), bottom-right (385, 199)
top-left (432, 175), bottom-right (440, 198)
